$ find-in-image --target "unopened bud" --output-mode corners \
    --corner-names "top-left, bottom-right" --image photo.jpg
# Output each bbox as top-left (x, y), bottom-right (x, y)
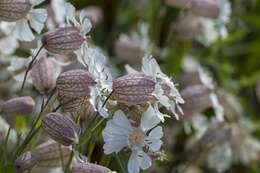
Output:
top-left (181, 85), bottom-right (212, 116)
top-left (34, 140), bottom-right (72, 167)
top-left (56, 69), bottom-right (96, 111)
top-left (112, 74), bottom-right (155, 105)
top-left (0, 0), bottom-right (31, 22)
top-left (15, 151), bottom-right (38, 171)
top-left (31, 57), bottom-right (56, 94)
top-left (172, 13), bottom-right (201, 40)
top-left (41, 112), bottom-right (81, 146)
top-left (85, 6), bottom-right (103, 26)
top-left (71, 162), bottom-right (112, 173)
top-left (1, 96), bottom-right (35, 116)
top-left (42, 27), bottom-right (85, 55)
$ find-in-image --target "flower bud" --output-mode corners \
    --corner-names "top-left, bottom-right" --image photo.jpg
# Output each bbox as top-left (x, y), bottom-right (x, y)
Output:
top-left (31, 57), bottom-right (56, 94)
top-left (172, 13), bottom-right (201, 40)
top-left (15, 151), bottom-right (38, 171)
top-left (180, 85), bottom-right (212, 116)
top-left (165, 0), bottom-right (220, 18)
top-left (34, 140), bottom-right (72, 167)
top-left (0, 0), bottom-right (31, 22)
top-left (41, 112), bottom-right (81, 146)
top-left (1, 96), bottom-right (35, 116)
top-left (71, 162), bottom-right (112, 173)
top-left (56, 69), bottom-right (96, 111)
top-left (112, 74), bottom-right (155, 105)
top-left (85, 6), bottom-right (103, 26)
top-left (42, 27), bottom-right (85, 55)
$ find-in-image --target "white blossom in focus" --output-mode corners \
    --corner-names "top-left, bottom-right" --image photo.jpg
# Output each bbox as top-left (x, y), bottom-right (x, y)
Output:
top-left (103, 106), bottom-right (163, 173)
top-left (75, 46), bottom-right (112, 118)
top-left (126, 55), bottom-right (184, 121)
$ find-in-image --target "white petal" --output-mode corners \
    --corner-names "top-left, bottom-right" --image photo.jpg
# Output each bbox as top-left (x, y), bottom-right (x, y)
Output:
top-left (29, 8), bottom-right (47, 33)
top-left (13, 19), bottom-right (35, 41)
top-left (51, 0), bottom-right (66, 25)
top-left (146, 126), bottom-right (163, 151)
top-left (102, 111), bottom-right (132, 154)
top-left (141, 54), bottom-right (161, 78)
top-left (30, 0), bottom-right (45, 6)
top-left (128, 150), bottom-right (151, 173)
top-left (139, 151), bottom-right (152, 170)
top-left (65, 3), bottom-right (78, 26)
top-left (140, 106), bottom-right (160, 132)
top-left (79, 10), bottom-right (92, 35)
top-left (128, 151), bottom-right (141, 173)
top-left (125, 64), bottom-right (139, 74)
top-left (0, 35), bottom-right (19, 55)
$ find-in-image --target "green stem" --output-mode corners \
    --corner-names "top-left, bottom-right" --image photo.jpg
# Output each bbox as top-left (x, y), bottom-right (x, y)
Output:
top-left (64, 150), bottom-right (74, 173)
top-left (115, 154), bottom-right (128, 173)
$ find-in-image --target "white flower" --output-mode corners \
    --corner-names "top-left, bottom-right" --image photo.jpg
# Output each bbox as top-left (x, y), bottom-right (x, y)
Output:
top-left (126, 55), bottom-right (184, 121)
top-left (51, 0), bottom-right (66, 26)
top-left (65, 3), bottom-right (92, 36)
top-left (75, 46), bottom-right (112, 118)
top-left (1, 0), bottom-right (48, 41)
top-left (102, 106), bottom-right (163, 173)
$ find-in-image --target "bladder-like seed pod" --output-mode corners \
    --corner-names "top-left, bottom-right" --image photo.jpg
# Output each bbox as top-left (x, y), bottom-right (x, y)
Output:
top-left (15, 151), bottom-right (38, 171)
top-left (165, 0), bottom-right (219, 18)
top-left (71, 162), bottom-right (112, 173)
top-left (112, 74), bottom-right (155, 105)
top-left (1, 96), bottom-right (35, 116)
top-left (56, 69), bottom-right (96, 111)
top-left (0, 0), bottom-right (31, 22)
top-left (41, 112), bottom-right (81, 146)
top-left (180, 85), bottom-right (212, 116)
top-left (34, 140), bottom-right (72, 167)
top-left (42, 27), bottom-right (85, 55)
top-left (30, 57), bottom-right (56, 94)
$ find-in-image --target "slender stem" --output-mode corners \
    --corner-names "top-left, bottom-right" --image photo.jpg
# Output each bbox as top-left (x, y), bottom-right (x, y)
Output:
top-left (14, 90), bottom-right (55, 157)
top-left (64, 150), bottom-right (74, 173)
top-left (115, 154), bottom-right (127, 173)
top-left (21, 44), bottom-right (45, 91)
top-left (58, 144), bottom-right (65, 172)
top-left (102, 90), bottom-right (114, 108)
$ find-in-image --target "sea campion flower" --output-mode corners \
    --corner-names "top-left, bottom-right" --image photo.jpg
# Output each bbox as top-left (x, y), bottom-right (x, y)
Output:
top-left (112, 74), bottom-right (156, 105)
top-left (126, 55), bottom-right (184, 121)
top-left (41, 2), bottom-right (91, 55)
top-left (75, 47), bottom-right (112, 117)
top-left (103, 106), bottom-right (163, 173)
top-left (56, 69), bottom-right (96, 114)
top-left (0, 0), bottom-right (47, 41)
top-left (41, 112), bottom-right (81, 146)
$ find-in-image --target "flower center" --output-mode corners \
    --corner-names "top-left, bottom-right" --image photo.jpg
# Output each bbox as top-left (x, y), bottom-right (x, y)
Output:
top-left (128, 128), bottom-right (145, 146)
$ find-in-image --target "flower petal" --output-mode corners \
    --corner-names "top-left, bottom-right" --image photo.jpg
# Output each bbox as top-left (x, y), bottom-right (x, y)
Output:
top-left (29, 8), bottom-right (47, 33)
top-left (140, 106), bottom-right (160, 132)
